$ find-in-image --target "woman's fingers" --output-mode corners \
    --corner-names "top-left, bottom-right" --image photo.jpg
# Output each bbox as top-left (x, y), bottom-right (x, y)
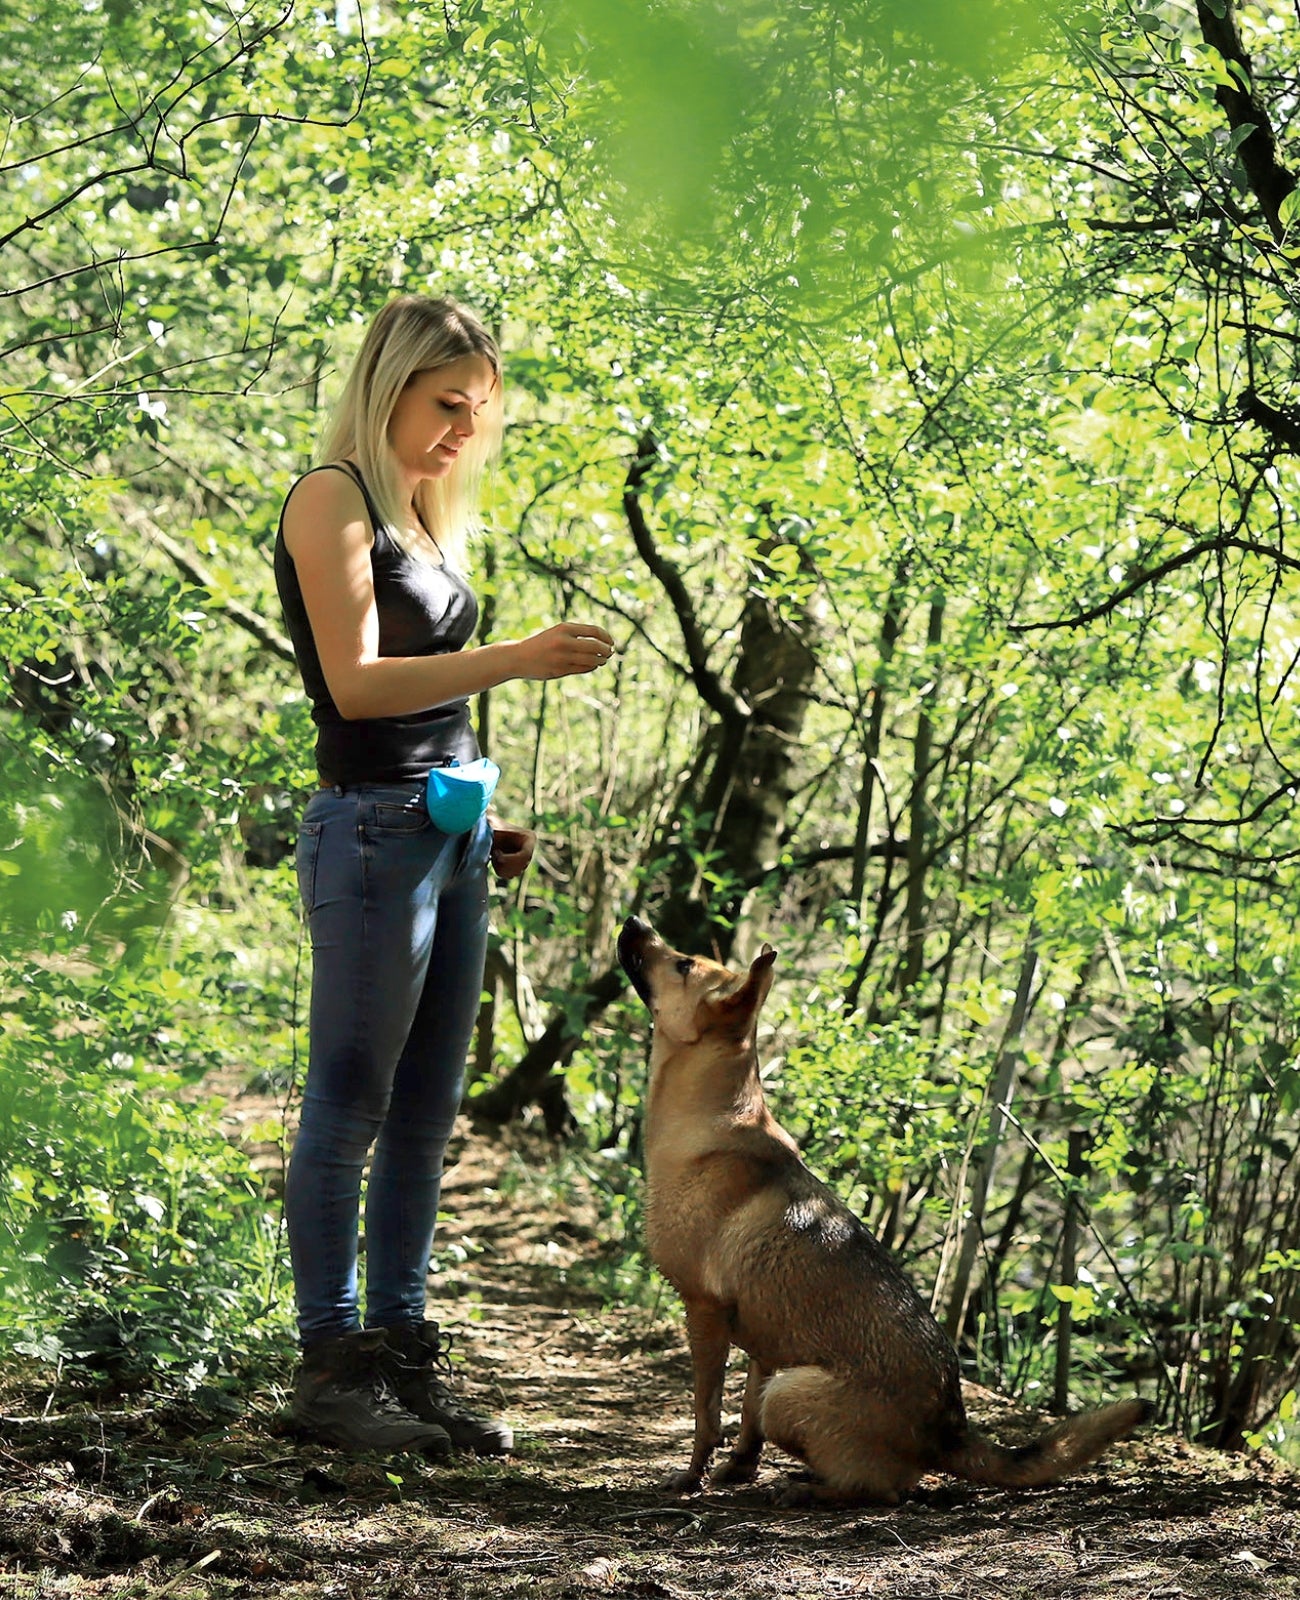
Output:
top-left (572, 623), bottom-right (615, 647)
top-left (490, 824), bottom-right (537, 881)
top-left (561, 623), bottom-right (614, 653)
top-left (542, 623), bottom-right (616, 678)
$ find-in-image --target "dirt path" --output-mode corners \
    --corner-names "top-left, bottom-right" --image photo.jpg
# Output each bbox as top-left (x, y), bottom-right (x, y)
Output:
top-left (3, 1125), bottom-right (1300, 1599)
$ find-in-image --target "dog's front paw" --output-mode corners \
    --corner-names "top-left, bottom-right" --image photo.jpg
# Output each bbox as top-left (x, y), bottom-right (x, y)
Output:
top-left (710, 1454), bottom-right (759, 1486)
top-left (658, 1467), bottom-right (705, 1494)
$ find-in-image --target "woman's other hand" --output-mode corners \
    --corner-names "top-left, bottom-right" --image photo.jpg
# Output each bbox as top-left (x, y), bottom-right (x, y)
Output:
top-left (489, 821), bottom-right (537, 881)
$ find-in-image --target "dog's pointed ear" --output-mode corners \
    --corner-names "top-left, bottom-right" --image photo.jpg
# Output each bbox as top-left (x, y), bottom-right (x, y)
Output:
top-left (718, 943), bottom-right (778, 1022)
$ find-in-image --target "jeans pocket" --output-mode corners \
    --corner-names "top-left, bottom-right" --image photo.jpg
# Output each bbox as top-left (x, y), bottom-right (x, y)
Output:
top-left (296, 821), bottom-right (324, 912)
top-left (368, 800), bottom-right (430, 836)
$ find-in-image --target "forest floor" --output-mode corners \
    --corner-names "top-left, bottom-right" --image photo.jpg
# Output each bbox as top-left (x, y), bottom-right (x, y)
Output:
top-left (3, 1113), bottom-right (1300, 1600)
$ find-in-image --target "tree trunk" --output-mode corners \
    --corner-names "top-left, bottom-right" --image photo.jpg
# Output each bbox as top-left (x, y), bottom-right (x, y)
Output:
top-left (470, 471), bottom-right (823, 1126)
top-left (938, 922), bottom-right (1039, 1339)
top-left (850, 555), bottom-right (909, 907)
top-left (655, 568), bottom-right (821, 958)
top-left (899, 595), bottom-right (945, 996)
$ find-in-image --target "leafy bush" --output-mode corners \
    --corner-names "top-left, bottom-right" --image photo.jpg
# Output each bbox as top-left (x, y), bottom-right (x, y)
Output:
top-left (0, 758), bottom-right (296, 1389)
top-left (0, 938), bottom-right (291, 1388)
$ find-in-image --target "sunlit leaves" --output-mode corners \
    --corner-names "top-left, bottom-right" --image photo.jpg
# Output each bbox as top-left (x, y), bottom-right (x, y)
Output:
top-left (515, 0), bottom-right (1073, 321)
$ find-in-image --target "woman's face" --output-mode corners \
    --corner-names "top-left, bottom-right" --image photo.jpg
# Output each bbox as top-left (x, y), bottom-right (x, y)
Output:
top-left (386, 353), bottom-right (497, 490)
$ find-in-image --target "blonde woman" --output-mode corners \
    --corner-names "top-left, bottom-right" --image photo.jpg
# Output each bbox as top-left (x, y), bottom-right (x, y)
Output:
top-left (275, 295), bottom-right (614, 1454)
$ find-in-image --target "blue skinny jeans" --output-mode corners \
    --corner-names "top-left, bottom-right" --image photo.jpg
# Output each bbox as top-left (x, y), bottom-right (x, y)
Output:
top-left (285, 782), bottom-right (492, 1346)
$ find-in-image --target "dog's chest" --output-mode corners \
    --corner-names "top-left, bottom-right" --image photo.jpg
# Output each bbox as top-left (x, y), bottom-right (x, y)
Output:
top-left (643, 1169), bottom-right (710, 1284)
top-left (643, 1160), bottom-right (760, 1302)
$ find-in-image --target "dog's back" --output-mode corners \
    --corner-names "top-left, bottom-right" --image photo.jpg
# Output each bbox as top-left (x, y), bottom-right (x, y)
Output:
top-left (685, 1156), bottom-right (964, 1420)
top-left (728, 1160), bottom-right (1151, 1497)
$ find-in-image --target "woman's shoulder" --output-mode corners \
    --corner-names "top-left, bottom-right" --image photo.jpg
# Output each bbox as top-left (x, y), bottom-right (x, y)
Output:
top-left (281, 463), bottom-right (374, 553)
top-left (283, 461), bottom-right (367, 508)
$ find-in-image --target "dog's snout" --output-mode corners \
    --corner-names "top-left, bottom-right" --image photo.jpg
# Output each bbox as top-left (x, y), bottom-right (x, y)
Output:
top-left (617, 915), bottom-right (655, 1002)
top-left (617, 916), bottom-right (647, 969)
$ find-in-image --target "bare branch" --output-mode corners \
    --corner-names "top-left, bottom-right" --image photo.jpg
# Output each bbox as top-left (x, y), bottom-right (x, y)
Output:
top-left (1010, 536), bottom-right (1300, 633)
top-left (1119, 778), bottom-right (1297, 834)
top-left (623, 431), bottom-right (751, 724)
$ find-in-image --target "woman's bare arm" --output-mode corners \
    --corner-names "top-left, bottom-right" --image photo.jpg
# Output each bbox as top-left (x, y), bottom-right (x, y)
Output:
top-left (282, 469), bottom-right (613, 721)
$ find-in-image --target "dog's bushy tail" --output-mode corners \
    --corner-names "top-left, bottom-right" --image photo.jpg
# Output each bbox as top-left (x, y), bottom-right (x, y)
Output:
top-left (943, 1398), bottom-right (1153, 1488)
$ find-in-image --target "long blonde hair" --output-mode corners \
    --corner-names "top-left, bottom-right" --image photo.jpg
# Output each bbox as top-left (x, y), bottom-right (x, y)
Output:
top-left (315, 294), bottom-right (503, 568)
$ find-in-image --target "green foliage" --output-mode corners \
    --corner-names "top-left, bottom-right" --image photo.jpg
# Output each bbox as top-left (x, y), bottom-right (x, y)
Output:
top-left (528, 0), bottom-right (1070, 315)
top-left (0, 744), bottom-right (136, 943)
top-left (4, 0), bottom-right (1300, 1453)
top-left (0, 929), bottom-right (292, 1386)
top-left (772, 1001), bottom-right (974, 1230)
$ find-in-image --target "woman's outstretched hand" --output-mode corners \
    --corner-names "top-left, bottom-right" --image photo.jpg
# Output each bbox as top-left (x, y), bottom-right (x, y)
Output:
top-left (511, 623), bottom-right (616, 681)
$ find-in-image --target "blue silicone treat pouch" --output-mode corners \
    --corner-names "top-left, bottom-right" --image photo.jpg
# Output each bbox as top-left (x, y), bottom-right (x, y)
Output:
top-left (425, 756), bottom-right (500, 835)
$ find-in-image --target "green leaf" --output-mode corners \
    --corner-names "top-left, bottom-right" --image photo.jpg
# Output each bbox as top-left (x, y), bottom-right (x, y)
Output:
top-left (1225, 123), bottom-right (1257, 155)
top-left (1278, 1065), bottom-right (1300, 1112)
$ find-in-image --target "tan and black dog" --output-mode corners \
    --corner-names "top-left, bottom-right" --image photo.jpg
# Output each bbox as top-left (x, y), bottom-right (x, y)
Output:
top-left (617, 914), bottom-right (1151, 1504)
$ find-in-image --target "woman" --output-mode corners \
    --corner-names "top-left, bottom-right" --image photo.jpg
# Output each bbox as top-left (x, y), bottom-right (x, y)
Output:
top-left (274, 294), bottom-right (614, 1455)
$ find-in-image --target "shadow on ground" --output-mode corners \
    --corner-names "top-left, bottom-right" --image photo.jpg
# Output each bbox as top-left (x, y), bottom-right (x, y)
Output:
top-left (3, 1124), bottom-right (1299, 1599)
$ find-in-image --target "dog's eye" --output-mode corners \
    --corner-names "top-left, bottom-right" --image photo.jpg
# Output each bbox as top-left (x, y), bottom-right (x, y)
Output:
top-left (675, 957), bottom-right (693, 976)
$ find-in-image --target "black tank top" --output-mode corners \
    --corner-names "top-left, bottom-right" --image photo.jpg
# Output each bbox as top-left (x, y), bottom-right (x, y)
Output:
top-left (274, 463), bottom-right (481, 785)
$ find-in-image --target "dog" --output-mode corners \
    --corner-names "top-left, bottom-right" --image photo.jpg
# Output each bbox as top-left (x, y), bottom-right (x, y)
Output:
top-left (616, 914), bottom-right (1152, 1505)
